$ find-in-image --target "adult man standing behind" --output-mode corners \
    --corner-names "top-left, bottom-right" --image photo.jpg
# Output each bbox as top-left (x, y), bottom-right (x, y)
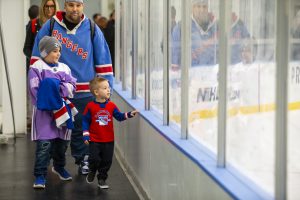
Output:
top-left (104, 10), bottom-right (115, 73)
top-left (31, 0), bottom-right (114, 175)
top-left (172, 0), bottom-right (218, 68)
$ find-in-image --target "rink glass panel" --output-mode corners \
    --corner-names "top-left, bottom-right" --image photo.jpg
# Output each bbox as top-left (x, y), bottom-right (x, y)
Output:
top-left (149, 0), bottom-right (164, 115)
top-left (186, 0), bottom-right (220, 154)
top-left (288, 0), bottom-right (300, 199)
top-left (226, 0), bottom-right (276, 195)
top-left (116, 0), bottom-right (300, 198)
top-left (169, 0), bottom-right (182, 127)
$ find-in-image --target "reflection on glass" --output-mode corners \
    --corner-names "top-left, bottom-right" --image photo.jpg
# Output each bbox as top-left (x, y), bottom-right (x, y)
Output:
top-left (291, 9), bottom-right (300, 61)
top-left (169, 0), bottom-right (181, 125)
top-left (288, 2), bottom-right (300, 199)
top-left (186, 0), bottom-right (219, 153)
top-left (230, 12), bottom-right (250, 64)
top-left (136, 1), bottom-right (146, 99)
top-left (150, 0), bottom-right (164, 114)
top-left (126, 0), bottom-right (132, 90)
top-left (172, 0), bottom-right (218, 68)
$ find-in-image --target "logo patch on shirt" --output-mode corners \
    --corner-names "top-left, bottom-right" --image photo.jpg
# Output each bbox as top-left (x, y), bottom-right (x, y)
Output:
top-left (52, 30), bottom-right (88, 59)
top-left (95, 110), bottom-right (111, 126)
top-left (96, 115), bottom-right (111, 125)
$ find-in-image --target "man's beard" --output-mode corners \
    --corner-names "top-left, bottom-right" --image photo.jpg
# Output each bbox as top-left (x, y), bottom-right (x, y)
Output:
top-left (68, 12), bottom-right (81, 23)
top-left (196, 15), bottom-right (210, 31)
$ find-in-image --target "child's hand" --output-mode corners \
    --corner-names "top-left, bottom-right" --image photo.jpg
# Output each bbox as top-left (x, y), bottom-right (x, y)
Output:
top-left (130, 110), bottom-right (139, 117)
top-left (83, 134), bottom-right (90, 145)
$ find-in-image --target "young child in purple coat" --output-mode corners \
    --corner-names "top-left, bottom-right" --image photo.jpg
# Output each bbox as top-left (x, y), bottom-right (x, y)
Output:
top-left (28, 36), bottom-right (77, 189)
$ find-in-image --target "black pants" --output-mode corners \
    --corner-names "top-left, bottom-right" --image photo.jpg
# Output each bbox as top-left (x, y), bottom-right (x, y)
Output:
top-left (88, 142), bottom-right (114, 181)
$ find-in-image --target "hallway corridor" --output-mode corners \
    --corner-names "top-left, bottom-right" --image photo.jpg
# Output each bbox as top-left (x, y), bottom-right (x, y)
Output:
top-left (0, 134), bottom-right (140, 200)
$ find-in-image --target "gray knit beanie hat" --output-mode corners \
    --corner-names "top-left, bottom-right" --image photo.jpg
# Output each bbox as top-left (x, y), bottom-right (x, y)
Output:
top-left (39, 36), bottom-right (62, 58)
top-left (192, 0), bottom-right (208, 5)
top-left (65, 0), bottom-right (83, 3)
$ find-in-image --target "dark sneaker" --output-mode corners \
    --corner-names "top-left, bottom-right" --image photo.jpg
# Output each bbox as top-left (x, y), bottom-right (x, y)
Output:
top-left (86, 171), bottom-right (96, 184)
top-left (98, 179), bottom-right (109, 189)
top-left (52, 167), bottom-right (72, 181)
top-left (33, 175), bottom-right (46, 189)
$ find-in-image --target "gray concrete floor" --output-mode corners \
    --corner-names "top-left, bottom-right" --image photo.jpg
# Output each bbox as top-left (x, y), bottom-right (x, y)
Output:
top-left (0, 134), bottom-right (140, 200)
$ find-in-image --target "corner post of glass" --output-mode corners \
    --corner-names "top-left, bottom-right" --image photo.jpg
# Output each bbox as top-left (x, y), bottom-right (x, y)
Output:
top-left (132, 0), bottom-right (138, 99)
top-left (121, 0), bottom-right (128, 91)
top-left (275, 0), bottom-right (289, 199)
top-left (115, 0), bottom-right (121, 84)
top-left (180, 0), bottom-right (191, 139)
top-left (145, 0), bottom-right (151, 110)
top-left (163, 0), bottom-right (170, 125)
top-left (217, 0), bottom-right (231, 167)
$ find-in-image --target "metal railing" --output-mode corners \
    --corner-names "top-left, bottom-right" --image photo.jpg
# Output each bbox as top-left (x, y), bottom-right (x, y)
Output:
top-left (0, 20), bottom-right (16, 139)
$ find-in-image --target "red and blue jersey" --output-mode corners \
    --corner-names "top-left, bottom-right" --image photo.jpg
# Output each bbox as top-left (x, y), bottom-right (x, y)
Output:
top-left (82, 100), bottom-right (130, 142)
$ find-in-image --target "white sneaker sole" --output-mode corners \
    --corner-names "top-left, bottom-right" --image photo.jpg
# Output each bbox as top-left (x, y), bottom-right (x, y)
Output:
top-left (81, 171), bottom-right (89, 175)
top-left (98, 184), bottom-right (109, 189)
top-left (51, 167), bottom-right (72, 181)
top-left (33, 184), bottom-right (45, 189)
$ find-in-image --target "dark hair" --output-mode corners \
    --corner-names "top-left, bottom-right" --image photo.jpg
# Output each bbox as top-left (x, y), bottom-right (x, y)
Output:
top-left (110, 10), bottom-right (115, 18)
top-left (28, 5), bottom-right (39, 20)
top-left (93, 13), bottom-right (101, 21)
top-left (171, 6), bottom-right (176, 18)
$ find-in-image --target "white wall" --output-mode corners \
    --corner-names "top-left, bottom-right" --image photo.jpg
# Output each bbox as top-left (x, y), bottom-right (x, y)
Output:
top-left (111, 93), bottom-right (232, 200)
top-left (0, 0), bottom-right (29, 136)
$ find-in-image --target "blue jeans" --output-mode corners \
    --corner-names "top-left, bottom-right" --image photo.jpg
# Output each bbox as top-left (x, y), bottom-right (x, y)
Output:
top-left (70, 96), bottom-right (94, 164)
top-left (34, 138), bottom-right (69, 177)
